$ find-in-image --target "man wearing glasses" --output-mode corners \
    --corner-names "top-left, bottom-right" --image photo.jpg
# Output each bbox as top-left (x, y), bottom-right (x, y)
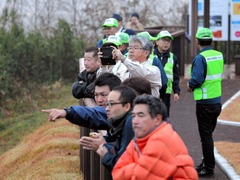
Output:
top-left (43, 74), bottom-right (152, 177)
top-left (78, 78), bottom-right (152, 175)
top-left (113, 35), bottom-right (162, 97)
top-left (80, 85), bottom-right (138, 173)
top-left (153, 31), bottom-right (181, 119)
top-left (42, 73), bottom-right (121, 130)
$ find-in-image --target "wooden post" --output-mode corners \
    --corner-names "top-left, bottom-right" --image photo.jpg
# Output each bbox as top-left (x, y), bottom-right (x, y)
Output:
top-left (190, 0), bottom-right (198, 62)
top-left (204, 0), bottom-right (210, 28)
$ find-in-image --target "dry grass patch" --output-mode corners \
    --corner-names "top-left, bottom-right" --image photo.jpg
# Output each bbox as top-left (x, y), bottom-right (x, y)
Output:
top-left (215, 94), bottom-right (240, 176)
top-left (219, 95), bottom-right (240, 122)
top-left (215, 141), bottom-right (240, 175)
top-left (0, 120), bottom-right (84, 180)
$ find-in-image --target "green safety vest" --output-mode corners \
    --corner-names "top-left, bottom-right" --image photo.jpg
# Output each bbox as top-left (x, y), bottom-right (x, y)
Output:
top-left (147, 51), bottom-right (155, 65)
top-left (164, 53), bottom-right (174, 94)
top-left (191, 50), bottom-right (224, 100)
top-left (149, 52), bottom-right (174, 92)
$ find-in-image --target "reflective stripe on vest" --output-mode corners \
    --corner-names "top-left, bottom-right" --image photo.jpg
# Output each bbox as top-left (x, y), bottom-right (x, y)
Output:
top-left (193, 50), bottom-right (224, 100)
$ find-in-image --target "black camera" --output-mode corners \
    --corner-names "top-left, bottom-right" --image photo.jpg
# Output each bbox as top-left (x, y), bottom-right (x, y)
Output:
top-left (100, 45), bottom-right (116, 65)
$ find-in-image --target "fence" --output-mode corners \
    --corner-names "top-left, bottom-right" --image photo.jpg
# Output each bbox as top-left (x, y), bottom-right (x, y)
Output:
top-left (79, 98), bottom-right (112, 180)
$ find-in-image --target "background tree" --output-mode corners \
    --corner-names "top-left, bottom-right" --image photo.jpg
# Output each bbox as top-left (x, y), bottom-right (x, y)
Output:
top-left (0, 0), bottom-right (187, 117)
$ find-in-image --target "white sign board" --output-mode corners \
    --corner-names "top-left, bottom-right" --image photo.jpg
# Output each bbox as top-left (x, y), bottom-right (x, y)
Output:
top-left (230, 0), bottom-right (240, 41)
top-left (209, 0), bottom-right (229, 41)
top-left (188, 0), bottom-right (229, 41)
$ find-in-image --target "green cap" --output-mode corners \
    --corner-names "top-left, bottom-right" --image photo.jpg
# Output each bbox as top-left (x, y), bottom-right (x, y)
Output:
top-left (156, 30), bottom-right (173, 40)
top-left (103, 35), bottom-right (122, 46)
top-left (196, 28), bottom-right (213, 39)
top-left (101, 18), bottom-right (119, 27)
top-left (118, 32), bottom-right (130, 44)
top-left (137, 31), bottom-right (157, 41)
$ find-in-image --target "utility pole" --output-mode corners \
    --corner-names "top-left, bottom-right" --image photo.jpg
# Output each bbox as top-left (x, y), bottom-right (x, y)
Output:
top-left (190, 0), bottom-right (198, 62)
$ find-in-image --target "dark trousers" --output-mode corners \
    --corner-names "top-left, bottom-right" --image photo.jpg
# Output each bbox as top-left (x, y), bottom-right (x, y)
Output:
top-left (161, 94), bottom-right (170, 117)
top-left (196, 103), bottom-right (222, 170)
top-left (160, 85), bottom-right (170, 117)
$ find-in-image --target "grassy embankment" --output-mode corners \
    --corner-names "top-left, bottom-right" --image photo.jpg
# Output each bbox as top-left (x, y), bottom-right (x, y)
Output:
top-left (0, 82), bottom-right (84, 179)
top-left (0, 81), bottom-right (239, 179)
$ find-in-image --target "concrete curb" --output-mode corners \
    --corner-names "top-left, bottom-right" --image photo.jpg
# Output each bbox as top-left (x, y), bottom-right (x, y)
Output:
top-left (221, 90), bottom-right (240, 110)
top-left (215, 148), bottom-right (240, 180)
top-left (217, 90), bottom-right (240, 127)
top-left (215, 90), bottom-right (240, 179)
top-left (217, 119), bottom-right (240, 127)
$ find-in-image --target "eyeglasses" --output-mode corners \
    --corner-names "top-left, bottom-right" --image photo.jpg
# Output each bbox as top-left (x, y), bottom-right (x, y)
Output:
top-left (127, 46), bottom-right (144, 51)
top-left (159, 38), bottom-right (171, 43)
top-left (106, 101), bottom-right (127, 108)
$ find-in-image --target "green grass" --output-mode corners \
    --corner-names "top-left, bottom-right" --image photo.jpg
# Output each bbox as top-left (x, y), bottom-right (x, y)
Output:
top-left (0, 81), bottom-right (79, 155)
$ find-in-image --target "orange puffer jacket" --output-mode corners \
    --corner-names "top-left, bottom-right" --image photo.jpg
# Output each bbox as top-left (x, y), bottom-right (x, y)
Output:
top-left (112, 122), bottom-right (198, 180)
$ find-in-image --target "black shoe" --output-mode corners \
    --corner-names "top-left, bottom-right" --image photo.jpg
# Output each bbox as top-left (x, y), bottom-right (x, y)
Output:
top-left (195, 162), bottom-right (204, 173)
top-left (198, 167), bottom-right (214, 178)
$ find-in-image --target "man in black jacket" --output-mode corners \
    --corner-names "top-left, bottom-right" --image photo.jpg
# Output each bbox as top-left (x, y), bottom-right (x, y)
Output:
top-left (72, 46), bottom-right (100, 99)
top-left (154, 31), bottom-right (180, 118)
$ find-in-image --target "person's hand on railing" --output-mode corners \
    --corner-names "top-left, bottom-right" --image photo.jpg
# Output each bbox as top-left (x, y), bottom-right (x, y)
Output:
top-left (79, 132), bottom-right (106, 151)
top-left (96, 144), bottom-right (108, 158)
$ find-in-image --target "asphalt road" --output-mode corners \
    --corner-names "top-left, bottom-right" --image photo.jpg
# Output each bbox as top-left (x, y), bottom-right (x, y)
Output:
top-left (170, 79), bottom-right (240, 180)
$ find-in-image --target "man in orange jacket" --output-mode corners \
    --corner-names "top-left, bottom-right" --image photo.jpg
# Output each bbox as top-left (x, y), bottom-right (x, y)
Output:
top-left (112, 95), bottom-right (198, 180)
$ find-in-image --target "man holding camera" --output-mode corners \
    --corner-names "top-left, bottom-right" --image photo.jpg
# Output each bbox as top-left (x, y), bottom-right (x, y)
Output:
top-left (99, 35), bottom-right (129, 82)
top-left (112, 35), bottom-right (162, 97)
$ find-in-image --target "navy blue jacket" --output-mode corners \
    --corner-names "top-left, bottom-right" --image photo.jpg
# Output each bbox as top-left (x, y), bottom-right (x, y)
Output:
top-left (102, 112), bottom-right (134, 172)
top-left (152, 56), bottom-right (168, 88)
top-left (96, 39), bottom-right (104, 48)
top-left (65, 106), bottom-right (110, 130)
top-left (65, 106), bottom-right (134, 172)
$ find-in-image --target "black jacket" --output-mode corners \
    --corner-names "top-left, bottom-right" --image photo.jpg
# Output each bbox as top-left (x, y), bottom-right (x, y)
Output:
top-left (102, 111), bottom-right (134, 172)
top-left (71, 69), bottom-right (99, 99)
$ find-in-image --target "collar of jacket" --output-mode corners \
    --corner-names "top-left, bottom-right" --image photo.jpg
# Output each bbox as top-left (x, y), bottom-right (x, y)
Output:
top-left (108, 111), bottom-right (131, 137)
top-left (86, 67), bottom-right (100, 75)
top-left (154, 48), bottom-right (170, 59)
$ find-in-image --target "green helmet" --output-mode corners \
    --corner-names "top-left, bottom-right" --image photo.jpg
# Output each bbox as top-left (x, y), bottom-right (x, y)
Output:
top-left (137, 31), bottom-right (157, 41)
top-left (156, 30), bottom-right (173, 40)
top-left (102, 35), bottom-right (122, 47)
top-left (118, 32), bottom-right (130, 44)
top-left (196, 28), bottom-right (213, 39)
top-left (101, 18), bottom-right (119, 28)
